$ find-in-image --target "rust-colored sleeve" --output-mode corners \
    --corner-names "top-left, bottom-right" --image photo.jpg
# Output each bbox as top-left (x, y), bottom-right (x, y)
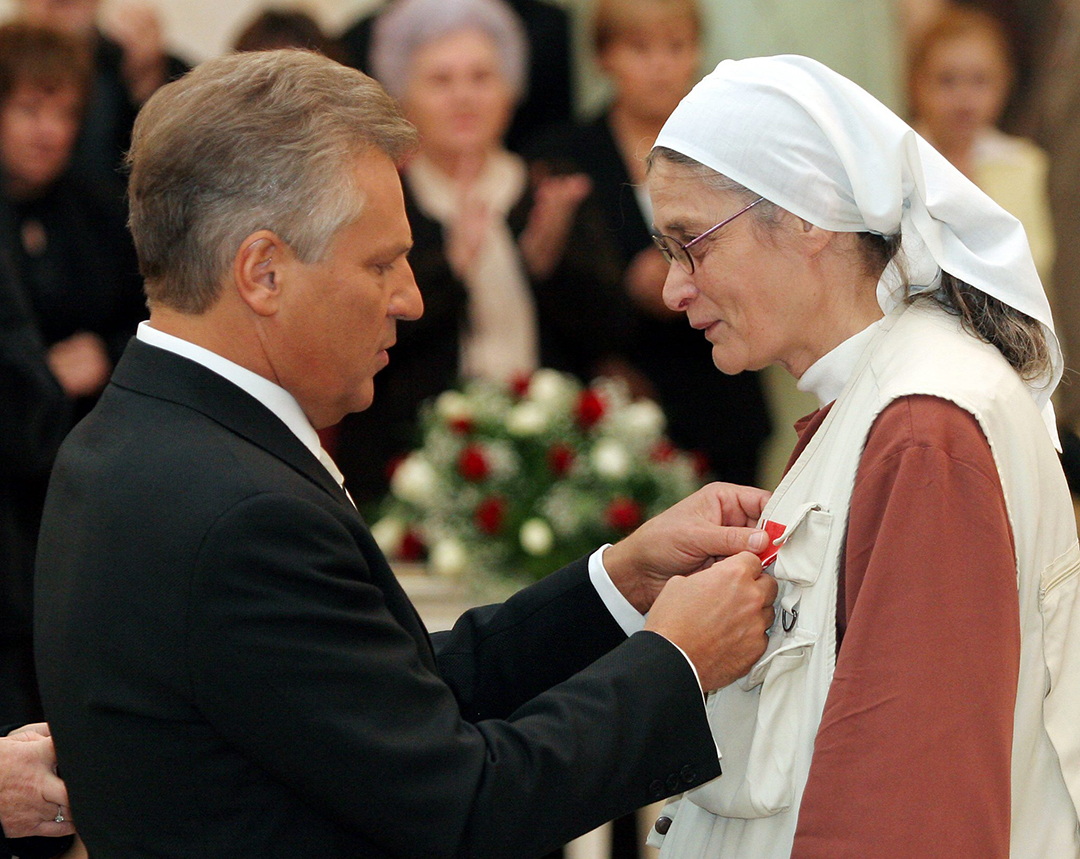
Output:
top-left (791, 395), bottom-right (1020, 859)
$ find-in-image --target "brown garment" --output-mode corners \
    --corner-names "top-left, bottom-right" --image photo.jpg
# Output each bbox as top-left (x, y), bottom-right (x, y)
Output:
top-left (787, 395), bottom-right (1020, 859)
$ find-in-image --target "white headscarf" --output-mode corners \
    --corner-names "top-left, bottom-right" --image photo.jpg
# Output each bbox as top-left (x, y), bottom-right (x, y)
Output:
top-left (654, 54), bottom-right (1062, 440)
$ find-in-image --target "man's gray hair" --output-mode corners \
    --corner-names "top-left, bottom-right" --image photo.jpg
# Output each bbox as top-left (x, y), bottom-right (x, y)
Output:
top-left (370, 0), bottom-right (529, 101)
top-left (127, 49), bottom-right (418, 314)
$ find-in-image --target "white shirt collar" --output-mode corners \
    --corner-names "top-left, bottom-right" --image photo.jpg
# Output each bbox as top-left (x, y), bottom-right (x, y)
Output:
top-left (136, 321), bottom-right (327, 469)
top-left (797, 318), bottom-right (884, 407)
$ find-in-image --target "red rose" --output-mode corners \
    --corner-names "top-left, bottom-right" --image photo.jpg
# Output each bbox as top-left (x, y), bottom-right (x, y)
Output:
top-left (576, 389), bottom-right (606, 429)
top-left (606, 497), bottom-right (643, 533)
top-left (547, 443), bottom-right (575, 476)
top-left (399, 529), bottom-right (426, 561)
top-left (458, 445), bottom-right (491, 481)
top-left (650, 441), bottom-right (676, 463)
top-left (384, 454), bottom-right (407, 482)
top-left (474, 496), bottom-right (507, 535)
top-left (449, 416), bottom-right (474, 435)
top-left (510, 372), bottom-right (532, 398)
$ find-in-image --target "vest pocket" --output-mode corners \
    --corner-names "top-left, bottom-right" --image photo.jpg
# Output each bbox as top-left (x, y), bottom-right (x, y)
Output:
top-left (771, 506), bottom-right (833, 587)
top-left (1039, 541), bottom-right (1080, 815)
top-left (688, 629), bottom-right (817, 818)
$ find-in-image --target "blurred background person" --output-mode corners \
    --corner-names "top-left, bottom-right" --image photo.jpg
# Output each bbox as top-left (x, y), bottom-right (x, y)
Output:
top-left (338, 0), bottom-right (572, 152)
top-left (14, 0), bottom-right (187, 192)
top-left (0, 21), bottom-right (144, 727)
top-left (908, 4), bottom-right (1054, 283)
top-left (232, 7), bottom-right (346, 62)
top-left (335, 0), bottom-right (627, 509)
top-left (0, 245), bottom-right (68, 728)
top-left (529, 0), bottom-right (771, 487)
top-left (0, 21), bottom-right (144, 417)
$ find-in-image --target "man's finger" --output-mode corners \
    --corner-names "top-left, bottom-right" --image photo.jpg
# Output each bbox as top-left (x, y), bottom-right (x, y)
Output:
top-left (32, 819), bottom-right (76, 838)
top-left (695, 525), bottom-right (770, 559)
top-left (7, 722), bottom-right (49, 740)
top-left (41, 772), bottom-right (70, 808)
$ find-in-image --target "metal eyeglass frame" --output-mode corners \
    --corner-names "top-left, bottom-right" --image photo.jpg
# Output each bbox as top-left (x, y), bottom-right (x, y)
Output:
top-left (652, 196), bottom-right (766, 274)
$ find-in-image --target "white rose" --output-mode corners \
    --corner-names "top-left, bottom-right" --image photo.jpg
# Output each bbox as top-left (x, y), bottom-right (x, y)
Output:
top-left (506, 401), bottom-right (549, 436)
top-left (519, 518), bottom-right (555, 556)
top-left (619, 400), bottom-right (666, 438)
top-left (591, 439), bottom-right (631, 480)
top-left (527, 368), bottom-right (577, 408)
top-left (430, 538), bottom-right (468, 578)
top-left (370, 516), bottom-right (407, 556)
top-left (434, 390), bottom-right (473, 422)
top-left (390, 455), bottom-right (437, 505)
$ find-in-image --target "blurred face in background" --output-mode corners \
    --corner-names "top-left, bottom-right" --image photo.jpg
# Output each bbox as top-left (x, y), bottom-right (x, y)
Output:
top-left (400, 27), bottom-right (516, 166)
top-left (18, 0), bottom-right (100, 38)
top-left (911, 28), bottom-right (1011, 148)
top-left (599, 14), bottom-right (700, 124)
top-left (0, 82), bottom-right (82, 198)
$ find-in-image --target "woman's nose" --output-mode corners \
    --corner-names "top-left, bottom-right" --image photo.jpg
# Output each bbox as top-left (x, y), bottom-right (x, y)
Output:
top-left (662, 263), bottom-right (695, 312)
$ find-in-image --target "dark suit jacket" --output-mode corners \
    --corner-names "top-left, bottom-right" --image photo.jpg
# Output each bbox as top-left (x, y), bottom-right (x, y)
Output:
top-left (34, 339), bottom-right (719, 858)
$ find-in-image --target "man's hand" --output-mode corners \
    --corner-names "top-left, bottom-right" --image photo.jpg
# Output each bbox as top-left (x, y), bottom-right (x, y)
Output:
top-left (645, 553), bottom-right (777, 692)
top-left (603, 481), bottom-right (771, 613)
top-left (0, 724), bottom-right (75, 839)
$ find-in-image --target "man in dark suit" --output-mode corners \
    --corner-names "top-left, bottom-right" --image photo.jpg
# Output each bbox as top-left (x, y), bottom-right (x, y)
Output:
top-left (34, 50), bottom-right (776, 859)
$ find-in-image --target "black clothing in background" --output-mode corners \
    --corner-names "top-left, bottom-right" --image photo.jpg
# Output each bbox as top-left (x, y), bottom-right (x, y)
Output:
top-left (0, 171), bottom-right (143, 726)
top-left (72, 32), bottom-right (189, 193)
top-left (340, 0), bottom-right (573, 153)
top-left (0, 249), bottom-right (69, 727)
top-left (1, 170), bottom-right (145, 419)
top-left (528, 114), bottom-right (773, 485)
top-left (335, 177), bottom-right (629, 509)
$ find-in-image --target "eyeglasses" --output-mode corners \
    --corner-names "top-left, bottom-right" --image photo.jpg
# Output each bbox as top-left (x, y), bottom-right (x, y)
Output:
top-left (652, 197), bottom-right (765, 274)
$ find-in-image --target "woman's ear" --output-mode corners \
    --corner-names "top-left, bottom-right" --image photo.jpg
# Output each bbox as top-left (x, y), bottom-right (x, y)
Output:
top-left (797, 219), bottom-right (836, 257)
top-left (233, 230), bottom-right (289, 317)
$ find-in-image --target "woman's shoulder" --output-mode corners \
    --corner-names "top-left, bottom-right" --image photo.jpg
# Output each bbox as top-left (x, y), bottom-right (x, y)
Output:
top-left (864, 395), bottom-right (999, 484)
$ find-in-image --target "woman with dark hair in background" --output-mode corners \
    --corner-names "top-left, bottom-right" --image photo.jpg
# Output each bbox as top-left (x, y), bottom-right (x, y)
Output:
top-left (530, 0), bottom-right (771, 486)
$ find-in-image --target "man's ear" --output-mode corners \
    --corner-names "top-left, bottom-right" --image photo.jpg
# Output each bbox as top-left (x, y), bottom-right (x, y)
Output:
top-left (233, 230), bottom-right (291, 317)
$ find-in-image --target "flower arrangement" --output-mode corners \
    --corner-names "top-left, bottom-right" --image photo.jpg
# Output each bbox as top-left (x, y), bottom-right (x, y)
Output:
top-left (371, 369), bottom-right (704, 584)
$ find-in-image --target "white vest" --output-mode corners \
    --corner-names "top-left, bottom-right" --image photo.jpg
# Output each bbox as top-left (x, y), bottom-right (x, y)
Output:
top-left (651, 303), bottom-right (1080, 858)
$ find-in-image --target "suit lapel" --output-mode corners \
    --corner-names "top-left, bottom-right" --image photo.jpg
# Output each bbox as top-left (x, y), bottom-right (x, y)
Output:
top-left (111, 340), bottom-right (351, 508)
top-left (111, 340), bottom-right (439, 668)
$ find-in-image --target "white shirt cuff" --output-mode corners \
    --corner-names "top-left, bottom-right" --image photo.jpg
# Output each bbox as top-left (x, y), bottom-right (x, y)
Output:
top-left (588, 545), bottom-right (705, 698)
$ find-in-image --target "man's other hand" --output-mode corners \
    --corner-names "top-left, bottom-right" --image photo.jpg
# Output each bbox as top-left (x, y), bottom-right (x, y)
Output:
top-left (645, 553), bottom-right (777, 692)
top-left (603, 481), bottom-right (771, 613)
top-left (0, 724), bottom-right (75, 839)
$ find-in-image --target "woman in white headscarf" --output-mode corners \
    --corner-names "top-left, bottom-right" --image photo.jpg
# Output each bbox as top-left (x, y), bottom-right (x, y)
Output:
top-left (644, 55), bottom-right (1080, 859)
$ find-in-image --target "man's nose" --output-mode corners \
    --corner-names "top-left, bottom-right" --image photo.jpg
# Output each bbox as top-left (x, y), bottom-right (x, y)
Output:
top-left (394, 262), bottom-right (424, 321)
